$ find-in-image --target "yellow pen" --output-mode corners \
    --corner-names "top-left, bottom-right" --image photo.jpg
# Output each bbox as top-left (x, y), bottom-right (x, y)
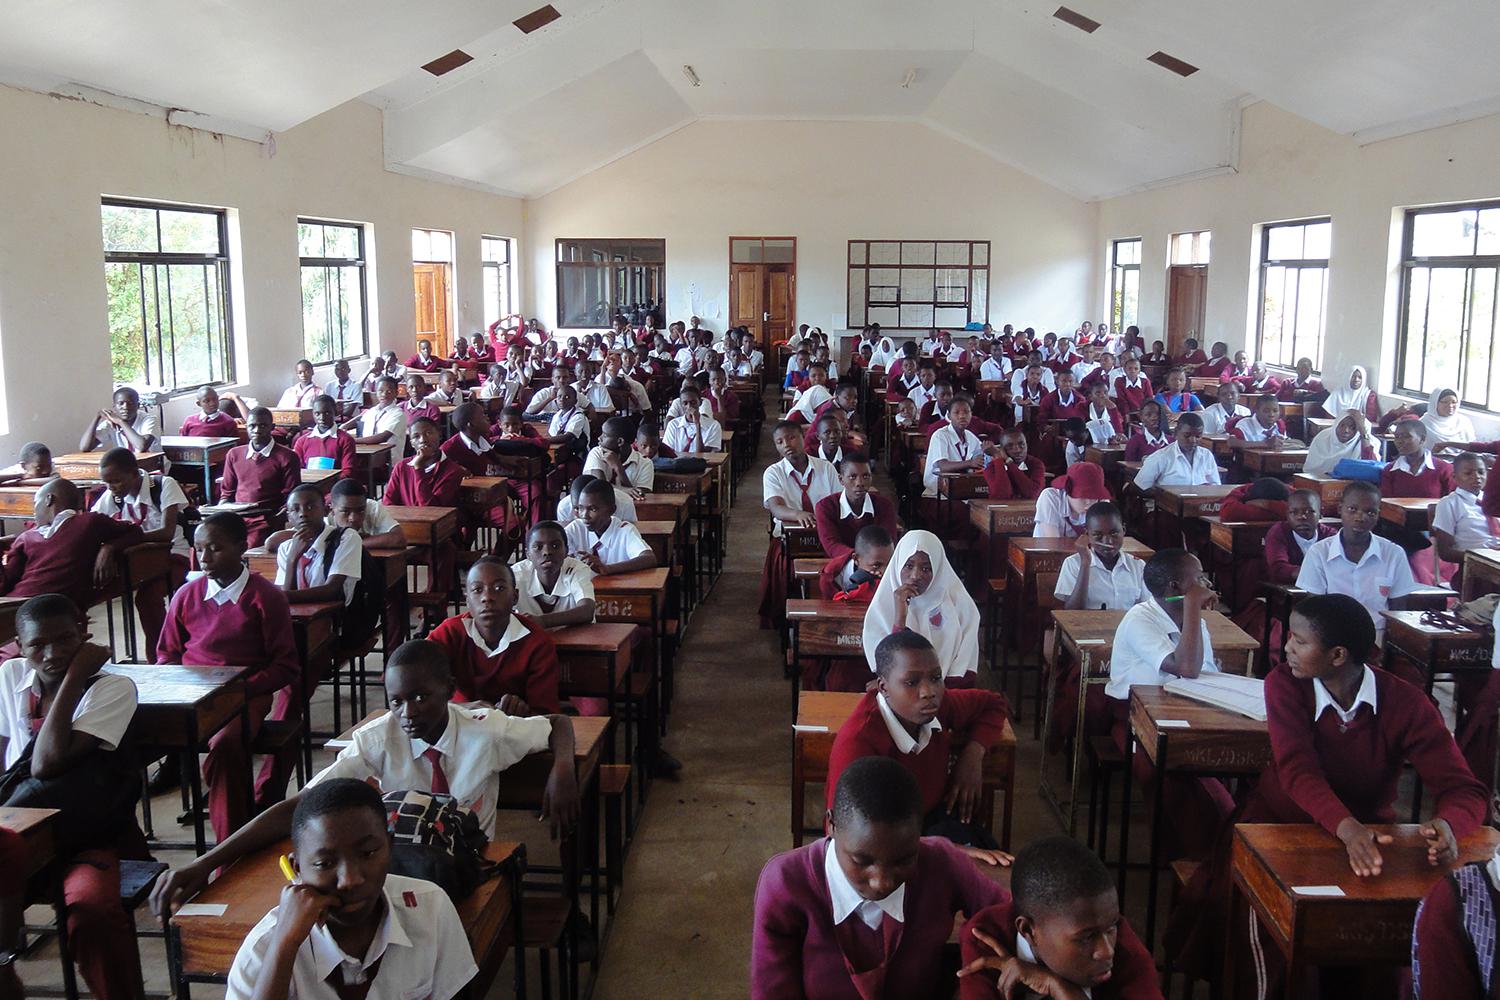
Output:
top-left (278, 854), bottom-right (296, 883)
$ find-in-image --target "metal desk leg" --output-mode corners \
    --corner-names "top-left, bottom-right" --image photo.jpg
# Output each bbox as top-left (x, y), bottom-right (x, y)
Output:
top-left (1144, 731), bottom-right (1168, 951)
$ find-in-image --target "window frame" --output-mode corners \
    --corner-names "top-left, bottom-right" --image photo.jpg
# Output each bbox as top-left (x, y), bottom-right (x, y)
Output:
top-left (101, 196), bottom-right (236, 393)
top-left (481, 235), bottom-right (513, 333)
top-left (1394, 199), bottom-right (1500, 411)
top-left (845, 239), bottom-right (991, 331)
top-left (1255, 217), bottom-right (1331, 373)
top-left (554, 237), bottom-right (666, 330)
top-left (1109, 238), bottom-right (1141, 334)
top-left (297, 217), bottom-right (369, 366)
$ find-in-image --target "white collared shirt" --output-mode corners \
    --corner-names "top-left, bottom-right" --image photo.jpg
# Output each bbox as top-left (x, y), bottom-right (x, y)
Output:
top-left (548, 408), bottom-right (589, 443)
top-left (276, 383), bottom-right (320, 409)
top-left (1389, 450), bottom-right (1437, 475)
top-left (463, 614), bottom-right (531, 659)
top-left (907, 384), bottom-right (937, 410)
top-left (1132, 442), bottom-right (1221, 490)
top-left (94, 410), bottom-right (159, 449)
top-left (201, 567), bottom-right (252, 605)
top-left (1433, 488), bottom-right (1500, 551)
top-left (1010, 368), bottom-right (1056, 396)
top-left (1295, 533), bottom-right (1418, 633)
top-left (358, 405), bottom-right (408, 461)
top-left (664, 413), bottom-right (722, 454)
top-left (1054, 550), bottom-right (1149, 610)
top-left (458, 431), bottom-right (492, 456)
top-left (325, 378), bottom-right (361, 404)
top-left (1312, 666), bottom-right (1379, 727)
top-left (583, 447), bottom-right (654, 490)
top-left (979, 357), bottom-right (1012, 381)
top-left (556, 488), bottom-right (638, 524)
top-left (275, 524), bottom-right (363, 604)
top-left (1233, 414), bottom-right (1283, 442)
top-left (1200, 403), bottom-right (1251, 436)
top-left (563, 516), bottom-right (651, 565)
top-left (1105, 599), bottom-right (1219, 701)
top-left (247, 440), bottom-right (276, 461)
top-left (875, 692), bottom-right (941, 754)
top-left (1033, 487), bottom-right (1088, 539)
top-left (512, 558), bottom-right (595, 619)
top-left (225, 873), bottom-right (477, 1000)
top-left (839, 493), bottom-right (873, 520)
top-left (30, 508), bottom-right (76, 541)
top-left (91, 474), bottom-right (191, 557)
top-left (824, 837), bottom-right (905, 931)
top-left (762, 457), bottom-right (839, 537)
top-left (0, 658), bottom-right (137, 768)
top-left (357, 499), bottom-right (399, 537)
top-left (923, 424), bottom-right (986, 495)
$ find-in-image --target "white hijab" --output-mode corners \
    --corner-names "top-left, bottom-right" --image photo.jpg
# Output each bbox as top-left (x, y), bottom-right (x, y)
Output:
top-left (789, 383), bottom-right (832, 423)
top-left (1322, 365), bottom-right (1373, 418)
top-left (870, 337), bottom-right (897, 368)
top-left (1304, 414), bottom-right (1379, 475)
top-left (1420, 387), bottom-right (1474, 443)
top-left (862, 530), bottom-right (980, 680)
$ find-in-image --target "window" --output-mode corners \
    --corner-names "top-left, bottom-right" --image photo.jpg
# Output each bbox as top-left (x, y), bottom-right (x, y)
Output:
top-left (1109, 238), bottom-right (1141, 332)
top-left (101, 199), bottom-right (234, 391)
top-left (298, 219), bottom-right (367, 365)
top-left (847, 240), bottom-right (990, 330)
top-left (1256, 219), bottom-right (1330, 371)
top-left (555, 238), bottom-right (665, 329)
top-left (482, 236), bottom-right (512, 331)
top-left (1169, 231), bottom-right (1212, 265)
top-left (1396, 201), bottom-right (1500, 409)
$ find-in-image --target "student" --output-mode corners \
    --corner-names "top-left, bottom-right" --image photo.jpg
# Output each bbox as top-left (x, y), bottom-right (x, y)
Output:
top-left (0, 595), bottom-right (147, 1000)
top-left (218, 406), bottom-right (301, 546)
top-left (1382, 417), bottom-right (1456, 499)
top-left (572, 358), bottom-right (613, 415)
top-left (820, 524), bottom-right (895, 603)
top-left (322, 358), bottom-right (362, 417)
top-left (157, 513), bottom-right (300, 840)
top-left (381, 350), bottom-right (407, 380)
top-left (1055, 502), bottom-right (1147, 610)
top-left (402, 373), bottom-right (441, 425)
top-left (541, 384), bottom-right (590, 457)
top-left (1069, 344), bottom-right (1101, 386)
top-left (512, 521), bottom-right (596, 628)
top-left (292, 394), bottom-right (357, 479)
top-left (555, 473), bottom-right (638, 525)
top-left (1031, 463), bottom-right (1109, 540)
top-left (360, 355), bottom-right (388, 393)
top-left (1412, 844), bottom-right (1500, 999)
top-left (92, 446), bottom-right (189, 652)
top-left (759, 421), bottom-right (840, 628)
top-left (1175, 337), bottom-right (1208, 367)
top-left (1083, 382), bottom-right (1125, 445)
top-left (524, 366), bottom-right (574, 416)
top-left (905, 363), bottom-right (941, 413)
top-left (429, 557), bottom-right (560, 713)
top-left (815, 453), bottom-right (899, 563)
top-left (808, 411), bottom-right (852, 466)
top-left (1432, 452), bottom-right (1499, 588)
top-left (0, 478), bottom-right (143, 614)
top-left (275, 358), bottom-right (321, 410)
top-left (1237, 360), bottom-right (1282, 398)
top-left (179, 384), bottom-right (240, 437)
top-left (1229, 393), bottom-right (1286, 442)
top-left (1123, 399), bottom-right (1172, 464)
top-left (468, 333), bottom-right (495, 365)
top-left (478, 361), bottom-right (518, 405)
top-left (563, 480), bottom-right (655, 577)
top-left (1264, 489), bottom-right (1334, 585)
top-left (959, 836), bottom-right (1158, 1000)
top-left (861, 530), bottom-right (981, 686)
top-left (922, 395), bottom-right (990, 497)
top-left (750, 756), bottom-right (1006, 1000)
top-left (635, 420), bottom-right (674, 462)
top-left (267, 484), bottom-right (364, 606)
top-left (1294, 480), bottom-right (1420, 649)
top-left (1320, 364), bottom-right (1382, 421)
top-left (664, 385), bottom-right (723, 455)
top-left (385, 418), bottom-right (464, 508)
top-left (1195, 341), bottom-right (1233, 379)
top-left (1199, 382), bottom-right (1250, 436)
top-left (1303, 411), bottom-right (1379, 475)
top-left (787, 363), bottom-right (834, 425)
top-left (1131, 412), bottom-right (1220, 490)
top-left (815, 382), bottom-right (863, 438)
top-left (327, 477), bottom-right (406, 550)
top-left (982, 429), bottom-right (1046, 501)
top-left (579, 416), bottom-right (648, 492)
top-left (826, 632), bottom-right (1010, 848)
top-left (979, 343), bottom-right (1013, 382)
top-left (1038, 371), bottom-right (1088, 424)
top-left (428, 367), bottom-right (467, 407)
top-left (81, 385), bottom-right (159, 453)
top-left (1421, 386), bottom-right (1475, 446)
top-left (345, 375), bottom-right (409, 462)
top-left (1143, 340), bottom-right (1170, 364)
top-left (1277, 357), bottom-right (1325, 400)
top-left (1152, 368), bottom-right (1202, 414)
top-left (783, 348), bottom-right (813, 391)
top-left (0, 441), bottom-right (54, 484)
top-left (438, 401), bottom-right (499, 479)
top-left (405, 338), bottom-right (442, 372)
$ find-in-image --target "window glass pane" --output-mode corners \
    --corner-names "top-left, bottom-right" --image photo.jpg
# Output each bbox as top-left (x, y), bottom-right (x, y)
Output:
top-left (1120, 239), bottom-right (1140, 266)
top-left (1121, 270), bottom-right (1138, 329)
top-left (1402, 266), bottom-right (1432, 390)
top-left (164, 263), bottom-right (217, 385)
top-left (298, 222), bottom-right (324, 258)
top-left (481, 237), bottom-right (508, 264)
top-left (971, 270), bottom-right (988, 319)
top-left (1423, 267), bottom-right (1468, 391)
top-left (1266, 225), bottom-right (1303, 261)
top-left (1293, 268), bottom-right (1327, 368)
top-left (412, 229), bottom-right (429, 262)
top-left (1169, 234), bottom-right (1188, 265)
top-left (935, 267), bottom-right (967, 305)
top-left (1480, 210), bottom-right (1500, 257)
top-left (325, 225), bottom-right (359, 260)
top-left (1304, 222), bottom-right (1331, 260)
top-left (972, 243), bottom-right (989, 266)
top-left (159, 210), bottom-right (220, 254)
top-left (848, 269), bottom-right (866, 327)
top-left (849, 242), bottom-right (866, 265)
top-left (901, 242), bottom-right (935, 266)
top-left (483, 265), bottom-right (502, 330)
top-left (867, 306), bottom-right (899, 327)
top-left (103, 204), bottom-right (158, 253)
top-left (899, 304), bottom-right (934, 328)
top-left (105, 262), bottom-right (151, 384)
top-left (1464, 268), bottom-right (1497, 405)
top-left (934, 307), bottom-right (968, 328)
top-left (936, 242), bottom-right (968, 265)
top-left (763, 240), bottom-right (795, 263)
top-left (1261, 265), bottom-right (1289, 365)
top-left (900, 268), bottom-right (934, 303)
top-left (1412, 210), bottom-right (1478, 257)
top-left (868, 268), bottom-right (899, 303)
top-left (730, 239), bottom-right (759, 264)
top-left (869, 242), bottom-right (900, 265)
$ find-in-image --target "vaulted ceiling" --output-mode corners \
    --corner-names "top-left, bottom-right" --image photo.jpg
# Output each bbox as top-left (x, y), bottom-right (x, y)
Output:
top-left (2, 0), bottom-right (1498, 200)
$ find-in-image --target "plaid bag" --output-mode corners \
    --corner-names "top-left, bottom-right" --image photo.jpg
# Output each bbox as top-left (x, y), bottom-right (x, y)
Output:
top-left (381, 789), bottom-right (492, 900)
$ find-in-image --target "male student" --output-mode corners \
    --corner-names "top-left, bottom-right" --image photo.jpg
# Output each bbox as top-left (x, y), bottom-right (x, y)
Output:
top-left (1131, 412), bottom-right (1220, 490)
top-left (92, 447), bottom-right (190, 655)
top-left (292, 394), bottom-right (357, 479)
top-left (759, 420), bottom-right (840, 629)
top-left (0, 478), bottom-right (143, 615)
top-left (220, 406), bottom-right (302, 546)
top-left (819, 524), bottom-right (895, 603)
top-left (80, 385), bottom-right (159, 453)
top-left (323, 358), bottom-right (362, 417)
top-left (982, 429), bottom-right (1046, 501)
top-left (814, 453), bottom-right (899, 563)
top-left (429, 557), bottom-right (560, 713)
top-left (584, 416), bottom-right (654, 491)
top-left (1055, 502), bottom-right (1147, 611)
top-left (1038, 371), bottom-right (1089, 424)
top-left (440, 402), bottom-right (502, 478)
top-left (345, 375), bottom-right (408, 462)
top-left (512, 521), bottom-right (597, 628)
top-left (405, 338), bottom-right (443, 372)
top-left (1199, 382), bottom-right (1251, 436)
top-left (266, 484), bottom-right (364, 607)
top-left (563, 480), bottom-right (656, 576)
top-left (664, 384), bottom-right (722, 454)
top-left (1433, 452), bottom-right (1500, 589)
top-left (275, 359), bottom-right (321, 410)
top-left (179, 384), bottom-right (240, 437)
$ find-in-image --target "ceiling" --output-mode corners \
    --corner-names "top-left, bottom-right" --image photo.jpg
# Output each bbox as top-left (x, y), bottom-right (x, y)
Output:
top-left (3, 0), bottom-right (1499, 200)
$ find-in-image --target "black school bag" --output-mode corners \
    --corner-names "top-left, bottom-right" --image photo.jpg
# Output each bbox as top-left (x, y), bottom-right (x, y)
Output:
top-left (381, 789), bottom-right (494, 900)
top-left (318, 526), bottom-right (384, 643)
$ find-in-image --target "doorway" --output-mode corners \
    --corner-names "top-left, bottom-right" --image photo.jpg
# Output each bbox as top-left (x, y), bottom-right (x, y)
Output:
top-left (412, 228), bottom-right (454, 356)
top-left (728, 237), bottom-right (796, 355)
top-left (1165, 265), bottom-right (1208, 357)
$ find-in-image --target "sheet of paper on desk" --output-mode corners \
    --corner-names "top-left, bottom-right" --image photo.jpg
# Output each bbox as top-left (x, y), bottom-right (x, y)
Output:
top-left (792, 724), bottom-right (829, 733)
top-left (1076, 638), bottom-right (1107, 645)
top-left (324, 738), bottom-right (353, 749)
top-left (199, 501), bottom-right (256, 513)
top-left (174, 903), bottom-right (229, 917)
top-left (1157, 719), bottom-right (1191, 728)
top-left (1292, 885), bottom-right (1345, 897)
top-left (1163, 673), bottom-right (1267, 721)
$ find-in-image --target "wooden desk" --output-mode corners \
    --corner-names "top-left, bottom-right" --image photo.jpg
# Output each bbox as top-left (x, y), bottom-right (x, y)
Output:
top-left (967, 500), bottom-right (1037, 583)
top-left (791, 691), bottom-right (1017, 849)
top-left (792, 557), bottom-right (825, 598)
top-left (1084, 445), bottom-right (1126, 473)
top-left (1206, 517), bottom-right (1276, 609)
top-left (1123, 683), bottom-right (1268, 949)
top-left (269, 407), bottom-right (313, 430)
top-left (553, 623), bottom-right (636, 754)
top-left (634, 519), bottom-right (677, 567)
top-left (1380, 610), bottom-right (1493, 698)
top-left (354, 442), bottom-right (394, 495)
top-left (1381, 496), bottom-right (1435, 533)
top-left (0, 486), bottom-right (36, 519)
top-left (1229, 823), bottom-right (1500, 992)
top-left (786, 599), bottom-right (867, 705)
top-left (297, 467), bottom-right (338, 493)
top-left (633, 492), bottom-right (689, 528)
top-left (1236, 443), bottom-right (1310, 478)
top-left (592, 568), bottom-right (669, 627)
top-left (1151, 484), bottom-right (1237, 520)
top-left (1291, 473), bottom-right (1348, 510)
top-left (1462, 547), bottom-right (1500, 600)
top-left (0, 806), bottom-right (57, 880)
top-left (54, 450), bottom-right (162, 480)
top-left (384, 505), bottom-right (459, 549)
top-left (159, 435), bottom-right (239, 500)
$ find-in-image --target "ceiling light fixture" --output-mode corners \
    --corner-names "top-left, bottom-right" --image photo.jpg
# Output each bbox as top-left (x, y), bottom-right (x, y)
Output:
top-left (1052, 6), bottom-right (1101, 33)
top-left (422, 49), bottom-right (473, 76)
top-left (513, 4), bottom-right (561, 34)
top-left (901, 68), bottom-right (918, 89)
top-left (1147, 51), bottom-right (1199, 77)
top-left (683, 65), bottom-right (701, 87)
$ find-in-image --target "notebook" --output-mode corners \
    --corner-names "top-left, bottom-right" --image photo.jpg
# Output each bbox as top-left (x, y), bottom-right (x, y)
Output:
top-left (1163, 673), bottom-right (1267, 721)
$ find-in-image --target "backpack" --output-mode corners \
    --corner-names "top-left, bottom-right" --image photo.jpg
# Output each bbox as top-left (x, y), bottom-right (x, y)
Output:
top-left (319, 526), bottom-right (384, 642)
top-left (1412, 861), bottom-right (1497, 997)
top-left (653, 456), bottom-right (708, 474)
top-left (381, 789), bottom-right (493, 900)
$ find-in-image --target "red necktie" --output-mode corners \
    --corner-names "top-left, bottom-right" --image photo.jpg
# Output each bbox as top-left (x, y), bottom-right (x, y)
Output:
top-left (789, 468), bottom-right (814, 512)
top-left (296, 549), bottom-right (318, 589)
top-left (422, 747), bottom-right (450, 795)
top-left (27, 689), bottom-right (44, 736)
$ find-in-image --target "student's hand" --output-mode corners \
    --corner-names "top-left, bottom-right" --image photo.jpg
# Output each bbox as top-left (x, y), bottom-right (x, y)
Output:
top-left (541, 763), bottom-right (580, 840)
top-left (1074, 532), bottom-right (1093, 556)
top-left (998, 959), bottom-right (1091, 1000)
top-left (1421, 818), bottom-right (1458, 867)
top-left (946, 743), bottom-right (986, 823)
top-left (961, 846), bottom-right (1013, 867)
top-left (893, 583), bottom-right (919, 619)
top-left (92, 547), bottom-right (119, 589)
top-left (497, 694), bottom-right (532, 717)
top-left (627, 488), bottom-right (646, 501)
top-left (65, 642), bottom-right (111, 685)
top-left (956, 925), bottom-right (1013, 978)
top-left (149, 862), bottom-right (212, 922)
top-left (1183, 581), bottom-right (1218, 612)
top-left (788, 512), bottom-right (816, 529)
top-left (1337, 817), bottom-right (1393, 876)
top-left (576, 551), bottom-right (605, 574)
top-left (271, 882), bottom-right (337, 947)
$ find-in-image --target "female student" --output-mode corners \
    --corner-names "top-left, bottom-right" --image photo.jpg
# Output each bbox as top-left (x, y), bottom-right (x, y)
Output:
top-left (1112, 355), bottom-right (1153, 413)
top-left (1083, 383), bottom-right (1125, 445)
top-left (1034, 463), bottom-right (1112, 539)
top-left (750, 757), bottom-right (1006, 1000)
top-left (1422, 386), bottom-right (1475, 445)
top-left (1055, 502), bottom-right (1146, 611)
top-left (1382, 417), bottom-right (1457, 499)
top-left (1152, 368), bottom-right (1202, 414)
top-left (1303, 411), bottom-right (1379, 475)
top-left (1143, 341), bottom-right (1170, 364)
top-left (861, 530), bottom-right (981, 687)
top-left (760, 421), bottom-right (841, 627)
top-left (429, 557), bottom-right (559, 713)
top-left (982, 430), bottom-right (1046, 500)
top-left (922, 395), bottom-right (990, 497)
top-left (92, 446), bottom-right (190, 655)
top-left (1236, 360), bottom-right (1282, 397)
top-left (267, 484), bottom-right (364, 608)
top-left (1123, 399), bottom-right (1172, 463)
top-left (1199, 382), bottom-right (1251, 436)
top-left (1175, 338), bottom-right (1208, 367)
top-left (402, 373), bottom-right (442, 425)
top-left (1320, 364), bottom-right (1382, 421)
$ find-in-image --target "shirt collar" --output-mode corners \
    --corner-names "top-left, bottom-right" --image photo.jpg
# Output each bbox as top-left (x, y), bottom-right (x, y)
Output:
top-left (823, 837), bottom-right (906, 928)
top-left (1015, 933), bottom-right (1092, 998)
top-left (463, 614), bottom-right (529, 658)
top-left (310, 426), bottom-right (337, 439)
top-left (875, 692), bottom-right (941, 754)
top-left (409, 703), bottom-right (461, 761)
top-left (305, 892), bottom-right (408, 984)
top-left (1399, 451), bottom-right (1436, 473)
top-left (1312, 665), bottom-right (1379, 725)
top-left (35, 509), bottom-right (77, 539)
top-left (839, 492), bottom-right (871, 519)
top-left (1324, 534), bottom-right (1385, 568)
top-left (248, 440), bottom-right (275, 459)
top-left (204, 567), bottom-right (251, 605)
top-left (459, 431), bottom-right (492, 454)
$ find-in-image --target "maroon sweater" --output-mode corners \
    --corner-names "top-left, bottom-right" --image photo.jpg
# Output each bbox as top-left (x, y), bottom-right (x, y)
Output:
top-left (427, 612), bottom-right (560, 713)
top-left (982, 457), bottom-right (1045, 500)
top-left (1380, 455), bottom-right (1456, 500)
top-left (220, 443), bottom-right (301, 506)
top-left (959, 902), bottom-right (1161, 1000)
top-left (155, 572), bottom-right (299, 698)
top-left (751, 837), bottom-right (1005, 1000)
top-left (1244, 665), bottom-right (1487, 836)
top-left (1037, 389), bottom-right (1088, 424)
top-left (825, 689), bottom-right (1011, 816)
top-left (385, 457), bottom-right (466, 508)
top-left (179, 411), bottom-right (240, 437)
top-left (814, 492), bottom-right (899, 563)
top-left (440, 434), bottom-right (497, 478)
top-left (0, 513), bottom-right (143, 610)
top-left (1264, 522), bottom-right (1336, 584)
top-left (292, 429), bottom-right (356, 479)
top-left (1413, 868), bottom-right (1500, 999)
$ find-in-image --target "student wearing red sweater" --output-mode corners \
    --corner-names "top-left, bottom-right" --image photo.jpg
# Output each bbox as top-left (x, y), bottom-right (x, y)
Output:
top-left (1194, 341), bottom-right (1233, 379)
top-left (751, 756), bottom-right (1007, 1000)
top-left (982, 430), bottom-right (1047, 500)
top-left (1412, 851), bottom-right (1500, 999)
top-left (1382, 417), bottom-right (1456, 499)
top-left (818, 525), bottom-right (894, 603)
top-left (178, 384), bottom-right (241, 438)
top-left (404, 338), bottom-right (443, 372)
top-left (814, 454), bottom-right (899, 563)
top-left (1265, 489), bottom-right (1335, 584)
top-left (1174, 338), bottom-right (1207, 367)
top-left (157, 513), bottom-right (301, 840)
top-left (825, 632), bottom-right (1012, 851)
top-left (1111, 356), bottom-right (1154, 415)
top-left (1123, 400), bottom-right (1173, 464)
top-left (291, 395), bottom-right (357, 479)
top-left (219, 406), bottom-right (301, 546)
top-left (428, 557), bottom-right (560, 714)
top-left (1276, 357), bottom-right (1325, 400)
top-left (959, 837), bottom-right (1160, 1000)
top-left (1038, 371), bottom-right (1089, 424)
top-left (0, 478), bottom-right (143, 615)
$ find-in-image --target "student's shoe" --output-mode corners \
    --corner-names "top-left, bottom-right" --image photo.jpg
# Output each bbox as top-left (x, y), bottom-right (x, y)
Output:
top-left (147, 756), bottom-right (182, 795)
top-left (569, 912), bottom-right (598, 964)
top-left (652, 750), bottom-right (683, 780)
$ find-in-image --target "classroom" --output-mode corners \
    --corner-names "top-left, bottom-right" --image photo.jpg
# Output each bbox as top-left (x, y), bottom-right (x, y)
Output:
top-left (2, 2), bottom-right (1500, 998)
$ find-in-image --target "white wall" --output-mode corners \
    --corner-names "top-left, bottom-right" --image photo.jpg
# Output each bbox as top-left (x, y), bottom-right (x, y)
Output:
top-left (0, 84), bottom-right (523, 455)
top-left (522, 119), bottom-right (1099, 343)
top-left (1098, 101), bottom-right (1500, 413)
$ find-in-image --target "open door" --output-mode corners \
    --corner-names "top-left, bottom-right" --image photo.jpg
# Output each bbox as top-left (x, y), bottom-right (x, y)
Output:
top-left (413, 262), bottom-right (451, 356)
top-left (728, 238), bottom-right (796, 355)
top-left (1165, 265), bottom-right (1208, 357)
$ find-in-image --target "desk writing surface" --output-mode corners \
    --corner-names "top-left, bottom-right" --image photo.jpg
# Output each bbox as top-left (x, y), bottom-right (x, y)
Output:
top-left (298, 468), bottom-right (338, 491)
top-left (55, 450), bottom-right (162, 477)
top-left (551, 621), bottom-right (636, 654)
top-left (1151, 484), bottom-right (1237, 517)
top-left (159, 435), bottom-right (239, 457)
top-left (105, 663), bottom-right (249, 704)
top-left (795, 691), bottom-right (1015, 772)
top-left (592, 567), bottom-right (669, 594)
top-left (1128, 687), bottom-right (1271, 772)
top-left (1007, 537), bottom-right (1152, 577)
top-left (1052, 610), bottom-right (1255, 657)
top-left (383, 505), bottom-right (459, 546)
top-left (1380, 497), bottom-right (1435, 530)
top-left (0, 807), bottom-right (56, 879)
top-left (1462, 547), bottom-right (1500, 599)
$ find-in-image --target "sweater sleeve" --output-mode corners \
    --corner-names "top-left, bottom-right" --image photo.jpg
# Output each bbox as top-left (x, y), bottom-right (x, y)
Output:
top-left (749, 857), bottom-right (810, 1000)
top-left (1263, 525), bottom-right (1303, 585)
top-left (814, 499), bottom-right (851, 562)
top-left (935, 838), bottom-right (1009, 920)
top-left (220, 454), bottom-right (240, 499)
top-left (982, 461), bottom-right (1014, 500)
top-left (154, 590), bottom-right (188, 665)
top-left (519, 628), bottom-right (561, 715)
top-left (1264, 667), bottom-right (1354, 835)
top-left (825, 709), bottom-right (882, 814)
top-left (246, 585), bottom-right (301, 697)
top-left (1399, 686), bottom-right (1489, 837)
top-left (338, 435), bottom-right (357, 479)
top-left (957, 906), bottom-right (1007, 1000)
top-left (278, 452), bottom-right (301, 498)
top-left (943, 689), bottom-right (1011, 750)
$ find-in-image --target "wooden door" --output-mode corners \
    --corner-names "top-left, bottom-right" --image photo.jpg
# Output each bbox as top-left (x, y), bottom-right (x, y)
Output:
top-left (729, 264), bottom-right (761, 345)
top-left (764, 264), bottom-right (794, 352)
top-left (1165, 265), bottom-right (1208, 357)
top-left (413, 263), bottom-right (451, 356)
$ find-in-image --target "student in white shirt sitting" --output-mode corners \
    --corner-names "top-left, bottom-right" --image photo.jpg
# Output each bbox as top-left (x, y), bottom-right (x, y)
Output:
top-left (266, 484), bottom-right (365, 607)
top-left (563, 480), bottom-right (656, 577)
top-left (524, 366), bottom-right (573, 416)
top-left (922, 394), bottom-right (991, 497)
top-left (979, 343), bottom-right (1013, 382)
top-left (327, 478), bottom-right (406, 550)
top-left (739, 331), bottom-right (765, 372)
top-left (1069, 343), bottom-right (1101, 386)
top-left (1055, 501), bottom-right (1148, 610)
top-left (322, 359), bottom-right (362, 417)
top-left (427, 368), bottom-right (466, 406)
top-left (1132, 412), bottom-right (1221, 490)
top-left (541, 385), bottom-right (590, 451)
top-left (477, 362), bottom-right (519, 405)
top-left (573, 358), bottom-right (614, 415)
top-left (584, 416), bottom-right (653, 491)
top-left (1199, 382), bottom-right (1252, 436)
top-left (512, 520), bottom-right (597, 628)
top-left (906, 364), bottom-right (940, 413)
top-left (664, 384), bottom-right (722, 454)
top-left (556, 473), bottom-right (638, 524)
top-left (1433, 452), bottom-right (1500, 589)
top-left (275, 358), bottom-right (321, 410)
top-left (1229, 393), bottom-right (1287, 443)
top-left (344, 376), bottom-right (409, 462)
top-left (1033, 462), bottom-right (1111, 539)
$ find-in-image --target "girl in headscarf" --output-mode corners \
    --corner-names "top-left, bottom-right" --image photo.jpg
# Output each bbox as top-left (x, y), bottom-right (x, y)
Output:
top-left (1319, 364), bottom-right (1381, 421)
top-left (869, 336), bottom-right (897, 369)
top-left (1420, 387), bottom-right (1475, 446)
top-left (861, 530), bottom-right (981, 686)
top-left (1303, 412), bottom-right (1379, 475)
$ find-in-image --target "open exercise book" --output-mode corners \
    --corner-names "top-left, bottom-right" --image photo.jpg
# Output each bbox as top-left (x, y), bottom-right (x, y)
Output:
top-left (1162, 673), bottom-right (1267, 722)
